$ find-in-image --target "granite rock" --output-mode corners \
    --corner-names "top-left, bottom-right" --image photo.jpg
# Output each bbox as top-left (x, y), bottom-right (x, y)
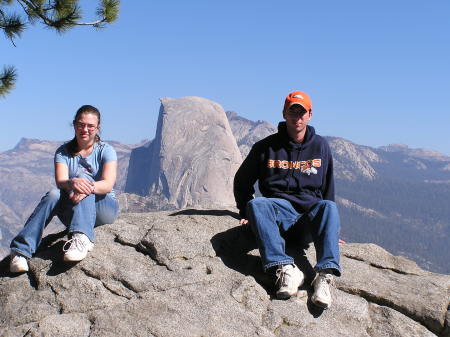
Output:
top-left (1, 211), bottom-right (448, 337)
top-left (125, 97), bottom-right (242, 209)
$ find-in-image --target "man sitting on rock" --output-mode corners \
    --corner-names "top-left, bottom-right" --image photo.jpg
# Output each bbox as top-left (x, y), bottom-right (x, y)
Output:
top-left (233, 91), bottom-right (341, 309)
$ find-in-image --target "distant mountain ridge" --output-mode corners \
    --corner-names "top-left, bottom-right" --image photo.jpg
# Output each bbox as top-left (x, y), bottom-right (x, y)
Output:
top-left (225, 110), bottom-right (277, 158)
top-left (327, 136), bottom-right (450, 273)
top-left (380, 143), bottom-right (450, 162)
top-left (0, 100), bottom-right (449, 274)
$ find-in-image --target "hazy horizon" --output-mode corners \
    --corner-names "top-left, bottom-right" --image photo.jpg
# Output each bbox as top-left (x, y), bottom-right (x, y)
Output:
top-left (5, 122), bottom-right (450, 159)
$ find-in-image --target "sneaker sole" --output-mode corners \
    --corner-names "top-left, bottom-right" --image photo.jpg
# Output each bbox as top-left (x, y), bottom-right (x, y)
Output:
top-left (63, 253), bottom-right (89, 262)
top-left (311, 297), bottom-right (331, 309)
top-left (10, 265), bottom-right (29, 273)
top-left (276, 290), bottom-right (298, 300)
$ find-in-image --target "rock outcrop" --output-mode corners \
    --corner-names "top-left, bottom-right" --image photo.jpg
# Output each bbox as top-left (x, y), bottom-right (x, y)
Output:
top-left (125, 97), bottom-right (242, 209)
top-left (1, 211), bottom-right (448, 337)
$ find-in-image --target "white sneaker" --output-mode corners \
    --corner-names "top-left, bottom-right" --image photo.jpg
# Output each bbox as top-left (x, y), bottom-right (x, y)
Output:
top-left (311, 271), bottom-right (334, 309)
top-left (10, 252), bottom-right (29, 273)
top-left (63, 232), bottom-right (94, 262)
top-left (275, 264), bottom-right (304, 299)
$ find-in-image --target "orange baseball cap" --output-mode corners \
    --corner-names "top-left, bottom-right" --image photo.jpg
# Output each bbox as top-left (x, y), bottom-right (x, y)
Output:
top-left (283, 91), bottom-right (312, 112)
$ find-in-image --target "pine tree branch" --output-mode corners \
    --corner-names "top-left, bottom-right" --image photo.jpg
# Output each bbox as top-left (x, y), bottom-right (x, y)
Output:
top-left (17, 0), bottom-right (76, 30)
top-left (0, 65), bottom-right (17, 97)
top-left (1, 0), bottom-right (120, 98)
top-left (16, 0), bottom-right (119, 31)
top-left (0, 10), bottom-right (26, 45)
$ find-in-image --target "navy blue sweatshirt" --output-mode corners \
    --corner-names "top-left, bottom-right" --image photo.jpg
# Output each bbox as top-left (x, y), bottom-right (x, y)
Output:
top-left (234, 122), bottom-right (335, 218)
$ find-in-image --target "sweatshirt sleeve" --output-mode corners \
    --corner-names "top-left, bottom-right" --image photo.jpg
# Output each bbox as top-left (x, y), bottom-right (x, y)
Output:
top-left (321, 143), bottom-right (335, 202)
top-left (233, 144), bottom-right (260, 218)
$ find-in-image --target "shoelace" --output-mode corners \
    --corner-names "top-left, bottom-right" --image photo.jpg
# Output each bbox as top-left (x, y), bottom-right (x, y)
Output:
top-left (275, 268), bottom-right (289, 287)
top-left (315, 274), bottom-right (334, 298)
top-left (63, 236), bottom-right (86, 252)
top-left (316, 273), bottom-right (333, 285)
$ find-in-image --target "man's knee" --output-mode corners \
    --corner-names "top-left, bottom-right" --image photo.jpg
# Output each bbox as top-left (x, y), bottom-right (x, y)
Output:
top-left (247, 197), bottom-right (272, 213)
top-left (317, 200), bottom-right (338, 212)
top-left (248, 197), bottom-right (272, 207)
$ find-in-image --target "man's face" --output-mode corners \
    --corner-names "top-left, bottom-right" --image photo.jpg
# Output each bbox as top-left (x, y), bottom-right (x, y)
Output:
top-left (283, 104), bottom-right (312, 134)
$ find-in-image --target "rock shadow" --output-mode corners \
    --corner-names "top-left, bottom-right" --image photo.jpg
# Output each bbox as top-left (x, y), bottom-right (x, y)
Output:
top-left (0, 256), bottom-right (13, 278)
top-left (211, 223), bottom-right (318, 305)
top-left (35, 230), bottom-right (81, 276)
top-left (0, 229), bottom-right (76, 278)
top-left (169, 209), bottom-right (240, 219)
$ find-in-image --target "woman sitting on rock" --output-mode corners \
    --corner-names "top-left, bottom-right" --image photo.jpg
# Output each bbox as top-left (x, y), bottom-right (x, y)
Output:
top-left (9, 105), bottom-right (119, 273)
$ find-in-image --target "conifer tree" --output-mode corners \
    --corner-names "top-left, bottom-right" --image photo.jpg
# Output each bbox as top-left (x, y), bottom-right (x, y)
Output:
top-left (0, 0), bottom-right (120, 97)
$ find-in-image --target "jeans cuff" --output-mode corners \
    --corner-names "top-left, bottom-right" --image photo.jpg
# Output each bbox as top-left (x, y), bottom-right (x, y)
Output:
top-left (315, 263), bottom-right (341, 277)
top-left (10, 248), bottom-right (32, 259)
top-left (264, 259), bottom-right (294, 272)
top-left (68, 230), bottom-right (95, 243)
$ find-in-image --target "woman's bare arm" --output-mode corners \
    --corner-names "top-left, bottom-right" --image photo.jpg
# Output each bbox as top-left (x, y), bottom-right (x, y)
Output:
top-left (91, 161), bottom-right (117, 194)
top-left (55, 162), bottom-right (94, 195)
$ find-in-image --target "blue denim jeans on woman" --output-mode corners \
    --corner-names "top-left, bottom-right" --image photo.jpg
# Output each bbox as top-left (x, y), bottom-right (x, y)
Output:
top-left (10, 189), bottom-right (119, 258)
top-left (246, 197), bottom-right (341, 276)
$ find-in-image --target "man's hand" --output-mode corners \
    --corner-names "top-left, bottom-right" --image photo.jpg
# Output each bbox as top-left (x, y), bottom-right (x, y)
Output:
top-left (69, 191), bottom-right (88, 204)
top-left (70, 178), bottom-right (94, 195)
top-left (239, 219), bottom-right (249, 225)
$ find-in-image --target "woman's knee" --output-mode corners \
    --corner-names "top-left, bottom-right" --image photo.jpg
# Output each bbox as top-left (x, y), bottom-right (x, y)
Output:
top-left (44, 189), bottom-right (61, 203)
top-left (95, 197), bottom-right (119, 226)
top-left (95, 209), bottom-right (118, 227)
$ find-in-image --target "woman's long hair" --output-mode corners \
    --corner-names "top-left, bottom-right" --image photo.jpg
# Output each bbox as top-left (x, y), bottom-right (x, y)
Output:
top-left (66, 105), bottom-right (101, 157)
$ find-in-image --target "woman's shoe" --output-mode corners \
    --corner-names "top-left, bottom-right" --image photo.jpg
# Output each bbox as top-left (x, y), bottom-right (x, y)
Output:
top-left (10, 252), bottom-right (29, 273)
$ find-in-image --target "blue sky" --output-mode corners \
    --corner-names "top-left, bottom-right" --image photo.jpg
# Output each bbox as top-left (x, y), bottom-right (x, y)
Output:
top-left (2, 0), bottom-right (450, 155)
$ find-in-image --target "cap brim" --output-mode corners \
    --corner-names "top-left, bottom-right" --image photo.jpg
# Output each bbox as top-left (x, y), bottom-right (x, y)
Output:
top-left (288, 102), bottom-right (308, 111)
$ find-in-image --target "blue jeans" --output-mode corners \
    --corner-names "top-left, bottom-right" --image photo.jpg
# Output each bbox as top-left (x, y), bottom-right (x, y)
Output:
top-left (10, 189), bottom-right (119, 258)
top-left (246, 197), bottom-right (341, 276)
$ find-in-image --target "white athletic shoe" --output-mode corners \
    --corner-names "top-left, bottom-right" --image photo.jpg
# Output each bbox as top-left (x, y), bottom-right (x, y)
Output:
top-left (10, 252), bottom-right (29, 273)
top-left (275, 264), bottom-right (304, 299)
top-left (63, 232), bottom-right (94, 262)
top-left (311, 271), bottom-right (334, 309)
